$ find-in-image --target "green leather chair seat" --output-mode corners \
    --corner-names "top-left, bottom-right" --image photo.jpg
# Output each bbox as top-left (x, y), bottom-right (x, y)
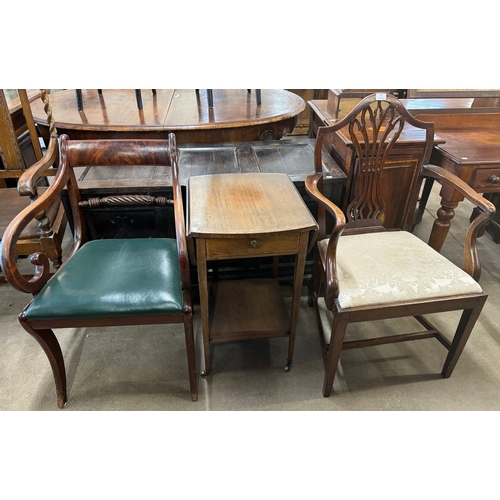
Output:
top-left (25, 238), bottom-right (184, 320)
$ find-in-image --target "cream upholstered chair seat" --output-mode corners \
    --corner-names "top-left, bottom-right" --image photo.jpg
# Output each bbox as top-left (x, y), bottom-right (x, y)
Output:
top-left (318, 231), bottom-right (482, 309)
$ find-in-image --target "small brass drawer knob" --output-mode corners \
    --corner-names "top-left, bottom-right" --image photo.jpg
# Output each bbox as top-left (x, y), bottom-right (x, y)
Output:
top-left (250, 240), bottom-right (258, 248)
top-left (489, 175), bottom-right (500, 184)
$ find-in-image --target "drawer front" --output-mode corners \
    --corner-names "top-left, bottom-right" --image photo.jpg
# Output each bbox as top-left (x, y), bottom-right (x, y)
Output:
top-left (471, 167), bottom-right (500, 189)
top-left (205, 233), bottom-right (300, 260)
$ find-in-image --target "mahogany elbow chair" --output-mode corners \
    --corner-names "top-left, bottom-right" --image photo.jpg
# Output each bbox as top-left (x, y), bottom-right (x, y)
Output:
top-left (1, 132), bottom-right (197, 407)
top-left (305, 93), bottom-right (495, 397)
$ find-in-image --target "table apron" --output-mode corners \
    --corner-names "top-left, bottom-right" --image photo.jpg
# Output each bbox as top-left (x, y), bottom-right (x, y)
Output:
top-left (204, 233), bottom-right (301, 260)
top-left (470, 166), bottom-right (500, 190)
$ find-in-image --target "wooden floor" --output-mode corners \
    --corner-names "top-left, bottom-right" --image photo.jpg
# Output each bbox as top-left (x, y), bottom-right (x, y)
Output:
top-left (29, 89), bottom-right (306, 143)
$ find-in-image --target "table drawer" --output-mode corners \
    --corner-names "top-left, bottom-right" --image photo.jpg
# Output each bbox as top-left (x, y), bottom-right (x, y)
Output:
top-left (205, 233), bottom-right (300, 259)
top-left (471, 168), bottom-right (500, 189)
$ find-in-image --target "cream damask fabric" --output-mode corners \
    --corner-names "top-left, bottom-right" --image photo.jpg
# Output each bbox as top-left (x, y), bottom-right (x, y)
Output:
top-left (318, 231), bottom-right (482, 309)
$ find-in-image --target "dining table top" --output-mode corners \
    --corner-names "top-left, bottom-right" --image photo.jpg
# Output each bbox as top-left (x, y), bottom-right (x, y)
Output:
top-left (28, 89), bottom-right (306, 143)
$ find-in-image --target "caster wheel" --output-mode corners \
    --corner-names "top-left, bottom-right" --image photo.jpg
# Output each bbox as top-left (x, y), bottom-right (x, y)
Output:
top-left (284, 363), bottom-right (292, 372)
top-left (201, 370), bottom-right (211, 377)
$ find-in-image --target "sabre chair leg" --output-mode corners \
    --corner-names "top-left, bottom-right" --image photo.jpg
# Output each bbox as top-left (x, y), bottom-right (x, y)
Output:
top-left (20, 318), bottom-right (67, 408)
top-left (183, 309), bottom-right (198, 402)
top-left (442, 298), bottom-right (487, 378)
top-left (323, 312), bottom-right (348, 397)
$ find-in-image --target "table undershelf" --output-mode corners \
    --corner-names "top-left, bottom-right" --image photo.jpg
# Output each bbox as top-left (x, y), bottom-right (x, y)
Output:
top-left (208, 279), bottom-right (291, 343)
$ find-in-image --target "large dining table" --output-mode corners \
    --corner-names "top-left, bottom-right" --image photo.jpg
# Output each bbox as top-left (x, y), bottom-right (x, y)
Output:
top-left (29, 89), bottom-right (306, 144)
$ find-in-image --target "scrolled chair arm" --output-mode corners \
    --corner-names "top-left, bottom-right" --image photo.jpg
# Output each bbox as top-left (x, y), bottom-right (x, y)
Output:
top-left (1, 141), bottom-right (70, 295)
top-left (305, 172), bottom-right (346, 310)
top-left (423, 164), bottom-right (495, 281)
top-left (17, 137), bottom-right (59, 198)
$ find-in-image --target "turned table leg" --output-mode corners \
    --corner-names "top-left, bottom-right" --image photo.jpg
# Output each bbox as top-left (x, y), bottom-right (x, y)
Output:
top-left (428, 198), bottom-right (459, 252)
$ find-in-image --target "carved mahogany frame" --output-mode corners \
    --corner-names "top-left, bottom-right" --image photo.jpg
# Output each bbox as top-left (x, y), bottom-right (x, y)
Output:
top-left (305, 93), bottom-right (495, 397)
top-left (1, 133), bottom-right (197, 407)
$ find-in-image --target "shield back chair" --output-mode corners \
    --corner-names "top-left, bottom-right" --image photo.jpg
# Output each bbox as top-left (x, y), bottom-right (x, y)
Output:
top-left (1, 132), bottom-right (198, 407)
top-left (1, 89), bottom-right (67, 273)
top-left (305, 93), bottom-right (495, 397)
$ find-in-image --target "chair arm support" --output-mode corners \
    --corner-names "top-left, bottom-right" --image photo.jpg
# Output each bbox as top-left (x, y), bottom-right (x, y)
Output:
top-left (17, 136), bottom-right (59, 198)
top-left (169, 133), bottom-right (191, 292)
top-left (305, 172), bottom-right (346, 309)
top-left (173, 186), bottom-right (191, 291)
top-left (423, 164), bottom-right (496, 280)
top-left (1, 151), bottom-right (70, 295)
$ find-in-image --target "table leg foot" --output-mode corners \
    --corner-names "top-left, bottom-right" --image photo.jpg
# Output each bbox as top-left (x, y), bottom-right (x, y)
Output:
top-left (284, 362), bottom-right (292, 372)
top-left (201, 369), bottom-right (211, 377)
